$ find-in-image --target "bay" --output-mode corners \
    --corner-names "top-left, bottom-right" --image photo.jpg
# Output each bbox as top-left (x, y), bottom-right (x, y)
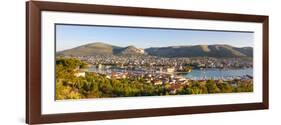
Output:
top-left (86, 65), bottom-right (253, 80)
top-left (177, 68), bottom-right (253, 80)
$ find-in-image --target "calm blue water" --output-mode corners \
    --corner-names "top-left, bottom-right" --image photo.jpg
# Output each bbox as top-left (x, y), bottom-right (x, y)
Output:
top-left (87, 66), bottom-right (253, 80)
top-left (178, 68), bottom-right (253, 80)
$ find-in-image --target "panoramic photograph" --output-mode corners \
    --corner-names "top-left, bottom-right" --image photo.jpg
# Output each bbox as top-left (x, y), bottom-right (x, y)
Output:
top-left (55, 24), bottom-right (254, 100)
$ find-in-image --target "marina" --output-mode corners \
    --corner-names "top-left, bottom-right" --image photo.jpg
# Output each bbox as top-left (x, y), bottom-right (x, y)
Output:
top-left (85, 65), bottom-right (253, 81)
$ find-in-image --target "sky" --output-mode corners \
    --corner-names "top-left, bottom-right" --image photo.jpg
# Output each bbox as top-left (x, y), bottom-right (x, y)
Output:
top-left (56, 24), bottom-right (253, 51)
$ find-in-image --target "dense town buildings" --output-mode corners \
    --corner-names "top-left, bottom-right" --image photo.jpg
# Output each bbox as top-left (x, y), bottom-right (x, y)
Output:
top-left (63, 55), bottom-right (253, 87)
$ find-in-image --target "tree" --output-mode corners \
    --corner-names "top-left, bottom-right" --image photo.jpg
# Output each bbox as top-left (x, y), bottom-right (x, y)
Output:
top-left (80, 62), bottom-right (89, 69)
top-left (236, 81), bottom-right (253, 92)
top-left (186, 81), bottom-right (208, 94)
top-left (205, 80), bottom-right (220, 93)
top-left (217, 82), bottom-right (232, 93)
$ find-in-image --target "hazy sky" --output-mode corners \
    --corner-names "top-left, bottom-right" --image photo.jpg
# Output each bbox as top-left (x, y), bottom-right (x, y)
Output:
top-left (56, 24), bottom-right (253, 51)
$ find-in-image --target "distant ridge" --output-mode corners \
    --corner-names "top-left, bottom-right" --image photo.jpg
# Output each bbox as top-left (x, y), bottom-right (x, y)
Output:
top-left (118, 45), bottom-right (146, 55)
top-left (145, 44), bottom-right (253, 58)
top-left (57, 42), bottom-right (253, 58)
top-left (57, 42), bottom-right (123, 56)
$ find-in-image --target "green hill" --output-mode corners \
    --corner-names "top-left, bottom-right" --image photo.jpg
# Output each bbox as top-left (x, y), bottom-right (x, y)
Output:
top-left (58, 42), bottom-right (253, 58)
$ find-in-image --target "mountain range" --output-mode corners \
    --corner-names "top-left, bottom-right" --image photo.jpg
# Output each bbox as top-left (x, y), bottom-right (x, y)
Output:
top-left (57, 42), bottom-right (253, 58)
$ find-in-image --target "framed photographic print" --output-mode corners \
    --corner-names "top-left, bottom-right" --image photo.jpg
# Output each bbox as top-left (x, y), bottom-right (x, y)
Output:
top-left (26, 1), bottom-right (269, 124)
